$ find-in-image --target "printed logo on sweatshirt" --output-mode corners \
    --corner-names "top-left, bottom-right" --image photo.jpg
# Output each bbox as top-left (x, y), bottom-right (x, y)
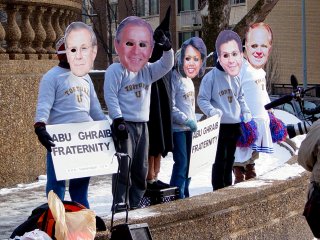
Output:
top-left (64, 86), bottom-right (89, 103)
top-left (125, 82), bottom-right (150, 98)
top-left (183, 91), bottom-right (195, 106)
top-left (64, 86), bottom-right (89, 96)
top-left (219, 88), bottom-right (234, 103)
top-left (218, 88), bottom-right (232, 97)
top-left (255, 78), bottom-right (266, 91)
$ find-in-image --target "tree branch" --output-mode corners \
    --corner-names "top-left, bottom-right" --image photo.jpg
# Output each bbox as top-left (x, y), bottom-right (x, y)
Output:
top-left (232, 0), bottom-right (279, 40)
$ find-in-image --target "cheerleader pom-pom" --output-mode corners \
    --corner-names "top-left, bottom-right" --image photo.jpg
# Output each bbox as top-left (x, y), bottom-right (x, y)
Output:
top-left (269, 112), bottom-right (288, 143)
top-left (236, 119), bottom-right (258, 147)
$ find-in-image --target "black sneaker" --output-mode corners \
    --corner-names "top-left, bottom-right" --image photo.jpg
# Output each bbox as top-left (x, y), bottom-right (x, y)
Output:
top-left (147, 181), bottom-right (163, 190)
top-left (156, 180), bottom-right (170, 189)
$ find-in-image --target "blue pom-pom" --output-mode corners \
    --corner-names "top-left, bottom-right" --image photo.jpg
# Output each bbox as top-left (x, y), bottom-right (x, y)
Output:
top-left (269, 112), bottom-right (288, 143)
top-left (237, 119), bottom-right (258, 147)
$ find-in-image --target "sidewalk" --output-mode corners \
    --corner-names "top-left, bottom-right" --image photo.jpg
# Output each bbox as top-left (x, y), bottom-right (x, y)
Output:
top-left (0, 175), bottom-right (113, 239)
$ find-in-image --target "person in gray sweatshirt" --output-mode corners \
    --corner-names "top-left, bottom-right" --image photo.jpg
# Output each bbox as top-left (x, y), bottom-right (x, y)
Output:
top-left (197, 30), bottom-right (252, 191)
top-left (104, 16), bottom-right (174, 210)
top-left (34, 22), bottom-right (106, 208)
top-left (170, 37), bottom-right (207, 199)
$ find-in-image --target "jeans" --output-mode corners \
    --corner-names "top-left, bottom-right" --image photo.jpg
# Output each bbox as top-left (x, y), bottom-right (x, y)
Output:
top-left (46, 152), bottom-right (90, 208)
top-left (170, 131), bottom-right (192, 199)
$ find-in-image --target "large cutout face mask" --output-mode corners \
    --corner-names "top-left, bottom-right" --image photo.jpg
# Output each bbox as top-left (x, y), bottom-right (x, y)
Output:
top-left (183, 45), bottom-right (203, 79)
top-left (177, 37), bottom-right (207, 79)
top-left (66, 28), bottom-right (97, 77)
top-left (245, 24), bottom-right (272, 69)
top-left (218, 40), bottom-right (243, 77)
top-left (115, 24), bottom-right (153, 72)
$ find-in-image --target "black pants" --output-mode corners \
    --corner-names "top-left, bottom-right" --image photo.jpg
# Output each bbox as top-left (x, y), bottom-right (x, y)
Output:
top-left (212, 123), bottom-right (241, 190)
top-left (304, 182), bottom-right (320, 238)
top-left (112, 122), bottom-right (149, 209)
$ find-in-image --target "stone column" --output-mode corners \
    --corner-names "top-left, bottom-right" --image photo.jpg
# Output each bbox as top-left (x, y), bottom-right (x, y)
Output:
top-left (59, 9), bottom-right (68, 32)
top-left (5, 4), bottom-right (22, 53)
top-left (0, 4), bottom-right (6, 53)
top-left (64, 10), bottom-right (72, 28)
top-left (52, 8), bottom-right (64, 40)
top-left (20, 5), bottom-right (36, 54)
top-left (43, 7), bottom-right (56, 53)
top-left (0, 22), bottom-right (5, 53)
top-left (32, 6), bottom-right (46, 54)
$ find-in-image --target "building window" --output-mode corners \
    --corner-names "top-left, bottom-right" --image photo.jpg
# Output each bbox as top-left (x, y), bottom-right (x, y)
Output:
top-left (178, 32), bottom-right (196, 47)
top-left (230, 0), bottom-right (246, 5)
top-left (149, 0), bottom-right (159, 15)
top-left (178, 0), bottom-right (195, 13)
top-left (136, 0), bottom-right (145, 17)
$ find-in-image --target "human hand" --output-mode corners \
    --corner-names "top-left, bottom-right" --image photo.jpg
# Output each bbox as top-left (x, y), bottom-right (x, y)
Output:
top-left (185, 119), bottom-right (197, 132)
top-left (268, 109), bottom-right (275, 115)
top-left (34, 123), bottom-right (55, 152)
top-left (153, 29), bottom-right (172, 51)
top-left (209, 108), bottom-right (223, 118)
top-left (243, 112), bottom-right (252, 123)
top-left (112, 117), bottom-right (128, 141)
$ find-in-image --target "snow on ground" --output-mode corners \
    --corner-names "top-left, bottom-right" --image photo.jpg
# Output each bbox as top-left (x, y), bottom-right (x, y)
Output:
top-left (0, 110), bottom-right (311, 239)
top-left (0, 136), bottom-right (306, 239)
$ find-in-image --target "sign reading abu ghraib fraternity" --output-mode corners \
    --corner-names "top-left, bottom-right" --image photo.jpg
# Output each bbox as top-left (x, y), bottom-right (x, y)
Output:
top-left (47, 120), bottom-right (118, 180)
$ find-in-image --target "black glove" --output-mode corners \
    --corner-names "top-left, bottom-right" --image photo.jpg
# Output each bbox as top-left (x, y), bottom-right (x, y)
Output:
top-left (34, 123), bottom-right (55, 152)
top-left (111, 117), bottom-right (128, 141)
top-left (153, 29), bottom-right (172, 51)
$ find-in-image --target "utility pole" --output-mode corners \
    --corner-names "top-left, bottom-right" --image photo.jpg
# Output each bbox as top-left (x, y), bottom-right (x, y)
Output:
top-left (301, 0), bottom-right (307, 89)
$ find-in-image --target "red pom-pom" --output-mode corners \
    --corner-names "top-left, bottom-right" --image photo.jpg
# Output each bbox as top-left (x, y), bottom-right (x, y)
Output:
top-left (269, 112), bottom-right (288, 143)
top-left (237, 119), bottom-right (258, 147)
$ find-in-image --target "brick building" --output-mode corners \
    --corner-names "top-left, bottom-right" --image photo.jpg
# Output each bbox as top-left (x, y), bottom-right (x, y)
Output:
top-left (90, 0), bottom-right (320, 94)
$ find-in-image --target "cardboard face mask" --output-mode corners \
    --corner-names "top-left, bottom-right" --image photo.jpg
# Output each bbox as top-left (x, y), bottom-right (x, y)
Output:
top-left (66, 28), bottom-right (97, 77)
top-left (216, 30), bottom-right (243, 77)
top-left (182, 45), bottom-right (202, 79)
top-left (218, 40), bottom-right (243, 77)
top-left (177, 37), bottom-right (207, 79)
top-left (114, 24), bottom-right (153, 72)
top-left (245, 23), bottom-right (273, 69)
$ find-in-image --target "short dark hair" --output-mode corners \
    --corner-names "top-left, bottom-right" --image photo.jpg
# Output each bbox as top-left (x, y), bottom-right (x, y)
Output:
top-left (215, 30), bottom-right (242, 57)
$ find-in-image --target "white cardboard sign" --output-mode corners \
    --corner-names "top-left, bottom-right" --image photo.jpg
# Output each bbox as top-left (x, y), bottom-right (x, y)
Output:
top-left (189, 115), bottom-right (220, 177)
top-left (46, 120), bottom-right (118, 180)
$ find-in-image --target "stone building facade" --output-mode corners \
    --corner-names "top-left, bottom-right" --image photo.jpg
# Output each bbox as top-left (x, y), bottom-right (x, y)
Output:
top-left (94, 0), bottom-right (319, 93)
top-left (0, 0), bottom-right (82, 187)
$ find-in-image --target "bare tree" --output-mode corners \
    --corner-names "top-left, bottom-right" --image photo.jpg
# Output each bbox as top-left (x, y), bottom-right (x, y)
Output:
top-left (199, 0), bottom-right (281, 99)
top-left (233, 0), bottom-right (279, 40)
top-left (83, 0), bottom-right (119, 67)
top-left (264, 46), bottom-right (281, 94)
top-left (201, 0), bottom-right (231, 57)
top-left (83, 0), bottom-right (137, 68)
top-left (202, 0), bottom-right (280, 56)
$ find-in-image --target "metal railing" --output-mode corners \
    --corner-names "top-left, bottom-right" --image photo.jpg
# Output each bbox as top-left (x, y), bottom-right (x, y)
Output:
top-left (272, 83), bottom-right (320, 97)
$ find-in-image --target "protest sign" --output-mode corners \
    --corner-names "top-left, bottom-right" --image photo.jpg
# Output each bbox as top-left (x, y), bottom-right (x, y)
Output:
top-left (46, 120), bottom-right (117, 180)
top-left (189, 115), bottom-right (220, 177)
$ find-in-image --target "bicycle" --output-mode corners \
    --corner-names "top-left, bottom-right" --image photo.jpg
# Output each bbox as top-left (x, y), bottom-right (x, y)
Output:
top-left (263, 75), bottom-right (319, 155)
top-left (265, 75), bottom-right (320, 138)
